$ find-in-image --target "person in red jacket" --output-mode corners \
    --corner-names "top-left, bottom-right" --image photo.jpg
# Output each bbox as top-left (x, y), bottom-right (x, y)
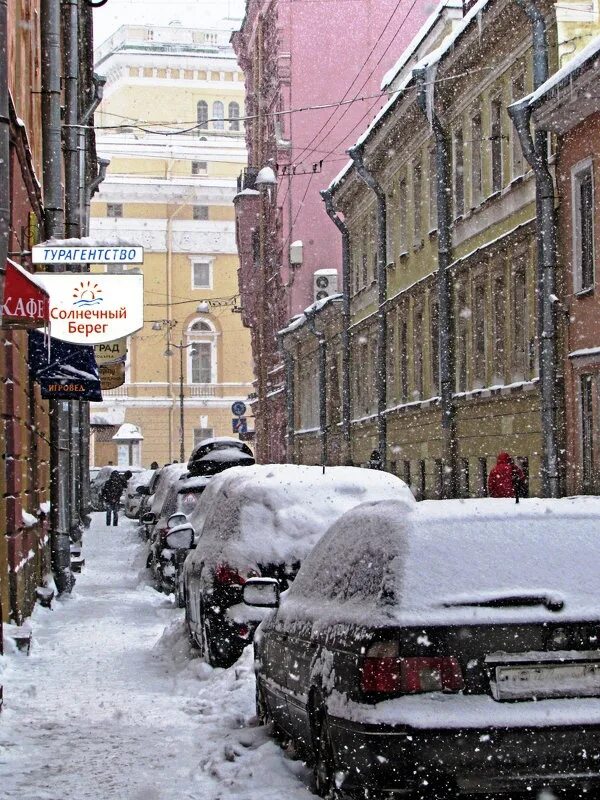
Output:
top-left (488, 452), bottom-right (526, 499)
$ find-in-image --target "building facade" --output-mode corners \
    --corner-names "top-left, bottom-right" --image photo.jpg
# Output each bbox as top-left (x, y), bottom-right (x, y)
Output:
top-left (281, 0), bottom-right (600, 498)
top-left (232, 0), bottom-right (430, 463)
top-left (90, 24), bottom-right (254, 467)
top-left (528, 38), bottom-right (600, 494)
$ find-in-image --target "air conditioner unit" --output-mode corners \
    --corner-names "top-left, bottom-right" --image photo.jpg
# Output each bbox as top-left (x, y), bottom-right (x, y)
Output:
top-left (313, 269), bottom-right (338, 302)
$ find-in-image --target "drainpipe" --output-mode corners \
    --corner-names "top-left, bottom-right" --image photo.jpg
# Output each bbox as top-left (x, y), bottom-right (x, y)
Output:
top-left (508, 0), bottom-right (560, 498)
top-left (348, 145), bottom-right (387, 465)
top-left (321, 189), bottom-right (351, 463)
top-left (63, 0), bottom-right (82, 541)
top-left (414, 67), bottom-right (458, 499)
top-left (305, 307), bottom-right (328, 467)
top-left (0, 0), bottom-right (9, 323)
top-left (79, 74), bottom-right (107, 526)
top-left (41, 0), bottom-right (73, 594)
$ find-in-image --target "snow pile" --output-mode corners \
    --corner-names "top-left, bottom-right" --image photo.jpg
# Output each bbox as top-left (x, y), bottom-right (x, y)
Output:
top-left (281, 496), bottom-right (600, 629)
top-left (187, 464), bottom-right (414, 574)
top-left (21, 511), bottom-right (38, 528)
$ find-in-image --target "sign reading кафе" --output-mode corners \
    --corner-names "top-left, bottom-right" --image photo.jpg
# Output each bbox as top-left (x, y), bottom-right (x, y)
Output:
top-left (32, 244), bottom-right (144, 265)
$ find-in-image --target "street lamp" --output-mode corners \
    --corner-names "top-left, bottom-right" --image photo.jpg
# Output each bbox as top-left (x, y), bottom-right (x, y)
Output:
top-left (165, 339), bottom-right (197, 463)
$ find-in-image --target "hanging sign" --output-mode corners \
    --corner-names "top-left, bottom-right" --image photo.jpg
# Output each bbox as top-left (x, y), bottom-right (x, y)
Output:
top-left (35, 273), bottom-right (144, 345)
top-left (32, 244), bottom-right (144, 265)
top-left (94, 337), bottom-right (128, 365)
top-left (28, 330), bottom-right (103, 401)
top-left (2, 259), bottom-right (50, 328)
top-left (99, 361), bottom-right (126, 391)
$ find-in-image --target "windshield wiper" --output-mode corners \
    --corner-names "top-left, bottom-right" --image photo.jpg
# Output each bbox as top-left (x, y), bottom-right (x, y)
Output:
top-left (442, 594), bottom-right (564, 613)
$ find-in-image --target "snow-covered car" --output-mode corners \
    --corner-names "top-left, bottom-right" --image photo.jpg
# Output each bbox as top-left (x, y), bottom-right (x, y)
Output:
top-left (141, 463), bottom-right (188, 536)
top-left (123, 468), bottom-right (156, 519)
top-left (187, 436), bottom-right (254, 477)
top-left (90, 465), bottom-right (143, 511)
top-left (147, 474), bottom-right (210, 598)
top-left (248, 496), bottom-right (600, 798)
top-left (183, 464), bottom-right (413, 668)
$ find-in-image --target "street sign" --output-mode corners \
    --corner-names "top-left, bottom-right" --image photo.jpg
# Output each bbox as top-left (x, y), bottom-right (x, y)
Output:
top-left (99, 361), bottom-right (126, 391)
top-left (232, 417), bottom-right (248, 434)
top-left (95, 337), bottom-right (128, 365)
top-left (231, 400), bottom-right (247, 417)
top-left (35, 273), bottom-right (144, 345)
top-left (32, 244), bottom-right (144, 265)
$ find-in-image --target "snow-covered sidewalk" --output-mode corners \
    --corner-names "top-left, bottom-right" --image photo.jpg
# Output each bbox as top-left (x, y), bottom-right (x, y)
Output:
top-left (0, 513), bottom-right (312, 800)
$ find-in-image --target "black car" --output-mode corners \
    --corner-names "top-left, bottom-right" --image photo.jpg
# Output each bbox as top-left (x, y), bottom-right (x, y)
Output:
top-left (247, 497), bottom-right (600, 799)
top-left (187, 436), bottom-right (254, 477)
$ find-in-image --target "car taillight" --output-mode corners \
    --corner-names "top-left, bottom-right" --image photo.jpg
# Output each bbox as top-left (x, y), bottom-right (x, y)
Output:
top-left (361, 642), bottom-right (464, 695)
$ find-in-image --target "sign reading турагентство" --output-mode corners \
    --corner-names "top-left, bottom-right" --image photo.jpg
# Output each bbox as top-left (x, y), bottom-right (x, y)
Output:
top-left (32, 245), bottom-right (144, 265)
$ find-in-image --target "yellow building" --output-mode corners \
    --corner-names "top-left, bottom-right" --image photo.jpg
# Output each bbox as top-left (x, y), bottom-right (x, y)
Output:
top-left (89, 23), bottom-right (254, 466)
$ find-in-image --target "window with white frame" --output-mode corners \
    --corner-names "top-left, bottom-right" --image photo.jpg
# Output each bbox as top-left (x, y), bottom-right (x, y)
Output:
top-left (192, 260), bottom-right (211, 289)
top-left (573, 159), bottom-right (595, 293)
top-left (187, 319), bottom-right (217, 384)
top-left (213, 101), bottom-right (224, 130)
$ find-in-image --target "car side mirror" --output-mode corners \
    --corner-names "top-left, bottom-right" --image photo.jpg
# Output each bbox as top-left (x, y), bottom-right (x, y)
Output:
top-left (136, 486), bottom-right (150, 496)
top-left (142, 512), bottom-right (156, 525)
top-left (242, 577), bottom-right (280, 608)
top-left (165, 524), bottom-right (194, 551)
top-left (167, 512), bottom-right (187, 529)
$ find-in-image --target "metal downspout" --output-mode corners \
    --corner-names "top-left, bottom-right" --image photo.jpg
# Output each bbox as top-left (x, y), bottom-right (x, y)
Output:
top-left (509, 0), bottom-right (560, 498)
top-left (415, 67), bottom-right (458, 499)
top-left (63, 0), bottom-right (82, 541)
top-left (348, 145), bottom-right (387, 466)
top-left (321, 189), bottom-right (351, 463)
top-left (41, 0), bottom-right (73, 594)
top-left (0, 0), bottom-right (9, 322)
top-left (305, 308), bottom-right (328, 466)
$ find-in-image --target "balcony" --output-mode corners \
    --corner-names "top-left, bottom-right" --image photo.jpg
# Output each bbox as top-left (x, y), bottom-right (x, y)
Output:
top-left (188, 383), bottom-right (251, 399)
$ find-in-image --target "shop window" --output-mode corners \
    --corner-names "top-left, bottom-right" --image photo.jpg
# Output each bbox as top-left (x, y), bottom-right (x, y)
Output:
top-left (213, 101), bottom-right (224, 130)
top-left (228, 102), bottom-right (240, 131)
top-left (471, 112), bottom-right (482, 207)
top-left (107, 203), bottom-right (122, 218)
top-left (573, 161), bottom-right (595, 293)
top-left (490, 96), bottom-right (503, 194)
top-left (453, 128), bottom-right (464, 218)
top-left (197, 100), bottom-right (208, 131)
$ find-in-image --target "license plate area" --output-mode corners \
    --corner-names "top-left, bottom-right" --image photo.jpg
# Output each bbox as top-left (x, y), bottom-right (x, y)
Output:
top-left (494, 661), bottom-right (600, 700)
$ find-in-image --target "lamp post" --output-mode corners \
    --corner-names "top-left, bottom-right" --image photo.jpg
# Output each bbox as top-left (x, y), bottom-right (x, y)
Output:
top-left (165, 338), bottom-right (197, 463)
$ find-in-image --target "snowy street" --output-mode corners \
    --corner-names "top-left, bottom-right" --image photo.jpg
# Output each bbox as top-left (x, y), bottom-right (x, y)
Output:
top-left (0, 514), bottom-right (312, 800)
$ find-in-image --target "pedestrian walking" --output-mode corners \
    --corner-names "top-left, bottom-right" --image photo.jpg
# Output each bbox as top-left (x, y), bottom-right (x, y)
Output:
top-left (488, 452), bottom-right (526, 500)
top-left (101, 470), bottom-right (126, 526)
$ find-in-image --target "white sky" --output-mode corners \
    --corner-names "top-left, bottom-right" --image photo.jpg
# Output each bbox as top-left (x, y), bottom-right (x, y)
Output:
top-left (92, 0), bottom-right (246, 49)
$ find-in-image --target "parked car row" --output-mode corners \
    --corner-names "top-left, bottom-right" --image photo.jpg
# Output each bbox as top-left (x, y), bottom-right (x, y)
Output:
top-left (142, 449), bottom-right (600, 798)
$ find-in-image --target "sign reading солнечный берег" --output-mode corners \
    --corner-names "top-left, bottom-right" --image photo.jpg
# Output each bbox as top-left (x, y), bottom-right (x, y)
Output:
top-left (32, 244), bottom-right (144, 265)
top-left (35, 273), bottom-right (144, 345)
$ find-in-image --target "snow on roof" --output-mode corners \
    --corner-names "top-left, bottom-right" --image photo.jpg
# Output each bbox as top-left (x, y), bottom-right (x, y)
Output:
top-left (186, 464), bottom-right (414, 573)
top-left (523, 33), bottom-right (600, 108)
top-left (278, 294), bottom-right (342, 336)
top-left (380, 0), bottom-right (463, 90)
top-left (37, 235), bottom-right (140, 249)
top-left (7, 258), bottom-right (49, 294)
top-left (112, 423), bottom-right (143, 441)
top-left (282, 496), bottom-right (600, 630)
top-left (328, 0), bottom-right (491, 195)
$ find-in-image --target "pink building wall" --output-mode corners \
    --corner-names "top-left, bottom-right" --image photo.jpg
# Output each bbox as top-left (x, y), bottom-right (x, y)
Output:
top-left (233, 0), bottom-right (430, 461)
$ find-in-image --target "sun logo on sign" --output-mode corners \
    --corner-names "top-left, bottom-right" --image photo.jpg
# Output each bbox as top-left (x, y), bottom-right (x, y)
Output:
top-left (72, 280), bottom-right (103, 307)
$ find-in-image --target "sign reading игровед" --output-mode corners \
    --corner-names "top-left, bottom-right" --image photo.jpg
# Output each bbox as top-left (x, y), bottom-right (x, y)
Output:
top-left (32, 244), bottom-right (144, 265)
top-left (35, 273), bottom-right (144, 345)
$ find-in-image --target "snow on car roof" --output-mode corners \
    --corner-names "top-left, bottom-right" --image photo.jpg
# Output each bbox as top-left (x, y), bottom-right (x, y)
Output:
top-left (283, 496), bottom-right (600, 629)
top-left (128, 468), bottom-right (155, 490)
top-left (198, 448), bottom-right (254, 463)
top-left (187, 464), bottom-right (414, 572)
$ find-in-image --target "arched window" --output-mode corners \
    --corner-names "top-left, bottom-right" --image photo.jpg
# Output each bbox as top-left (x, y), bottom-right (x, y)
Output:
top-left (228, 101), bottom-right (240, 131)
top-left (197, 100), bottom-right (208, 131)
top-left (212, 101), bottom-right (224, 130)
top-left (187, 319), bottom-right (217, 384)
